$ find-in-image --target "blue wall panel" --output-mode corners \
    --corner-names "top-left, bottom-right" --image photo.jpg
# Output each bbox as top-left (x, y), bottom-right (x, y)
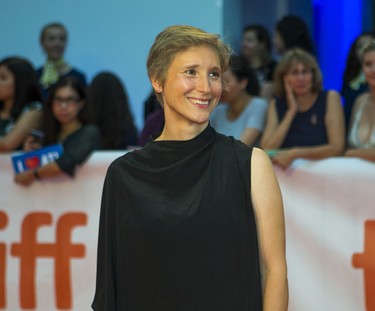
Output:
top-left (313, 0), bottom-right (363, 91)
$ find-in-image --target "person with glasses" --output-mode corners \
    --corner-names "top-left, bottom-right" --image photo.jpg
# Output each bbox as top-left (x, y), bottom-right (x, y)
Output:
top-left (14, 76), bottom-right (101, 186)
top-left (261, 48), bottom-right (345, 169)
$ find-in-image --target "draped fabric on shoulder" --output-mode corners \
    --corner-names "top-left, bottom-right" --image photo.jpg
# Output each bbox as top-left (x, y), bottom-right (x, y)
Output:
top-left (92, 125), bottom-right (262, 311)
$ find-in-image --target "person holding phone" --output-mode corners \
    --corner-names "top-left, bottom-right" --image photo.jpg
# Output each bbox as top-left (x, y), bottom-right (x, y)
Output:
top-left (14, 76), bottom-right (101, 186)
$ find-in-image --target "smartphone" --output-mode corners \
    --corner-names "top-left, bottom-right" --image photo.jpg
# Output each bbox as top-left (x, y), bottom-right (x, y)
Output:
top-left (29, 129), bottom-right (45, 145)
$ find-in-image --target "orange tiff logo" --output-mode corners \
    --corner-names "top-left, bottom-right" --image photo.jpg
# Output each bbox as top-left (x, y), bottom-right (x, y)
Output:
top-left (352, 220), bottom-right (375, 311)
top-left (0, 211), bottom-right (87, 309)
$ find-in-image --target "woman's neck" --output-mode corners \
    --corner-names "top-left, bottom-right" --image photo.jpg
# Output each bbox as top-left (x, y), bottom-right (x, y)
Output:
top-left (294, 92), bottom-right (318, 112)
top-left (0, 99), bottom-right (14, 119)
top-left (227, 93), bottom-right (252, 120)
top-left (247, 53), bottom-right (269, 69)
top-left (59, 120), bottom-right (82, 140)
top-left (156, 108), bottom-right (208, 141)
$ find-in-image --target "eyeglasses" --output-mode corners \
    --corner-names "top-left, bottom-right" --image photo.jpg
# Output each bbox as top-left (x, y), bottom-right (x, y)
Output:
top-left (52, 96), bottom-right (80, 107)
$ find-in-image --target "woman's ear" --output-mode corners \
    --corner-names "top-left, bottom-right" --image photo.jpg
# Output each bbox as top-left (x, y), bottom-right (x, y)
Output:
top-left (151, 78), bottom-right (163, 93)
top-left (240, 78), bottom-right (249, 91)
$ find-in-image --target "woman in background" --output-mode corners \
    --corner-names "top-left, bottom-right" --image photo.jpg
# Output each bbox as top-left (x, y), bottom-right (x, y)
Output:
top-left (241, 24), bottom-right (277, 100)
top-left (210, 54), bottom-right (268, 146)
top-left (15, 76), bottom-right (101, 186)
top-left (87, 72), bottom-right (138, 149)
top-left (261, 48), bottom-right (345, 169)
top-left (273, 15), bottom-right (315, 57)
top-left (345, 39), bottom-right (375, 162)
top-left (0, 57), bottom-right (43, 152)
top-left (341, 31), bottom-right (375, 127)
top-left (36, 22), bottom-right (87, 100)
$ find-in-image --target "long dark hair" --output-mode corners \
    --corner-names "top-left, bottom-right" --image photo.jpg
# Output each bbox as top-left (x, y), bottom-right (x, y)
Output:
top-left (276, 15), bottom-right (314, 55)
top-left (0, 57), bottom-right (42, 119)
top-left (342, 31), bottom-right (375, 86)
top-left (229, 55), bottom-right (260, 96)
top-left (43, 76), bottom-right (89, 145)
top-left (243, 24), bottom-right (272, 53)
top-left (87, 72), bottom-right (138, 149)
top-left (242, 24), bottom-right (272, 64)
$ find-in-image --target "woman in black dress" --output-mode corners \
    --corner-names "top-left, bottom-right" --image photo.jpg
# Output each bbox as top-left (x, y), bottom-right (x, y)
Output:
top-left (92, 25), bottom-right (288, 310)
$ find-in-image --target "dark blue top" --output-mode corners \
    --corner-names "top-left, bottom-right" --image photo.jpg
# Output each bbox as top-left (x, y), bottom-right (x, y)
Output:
top-left (276, 91), bottom-right (328, 148)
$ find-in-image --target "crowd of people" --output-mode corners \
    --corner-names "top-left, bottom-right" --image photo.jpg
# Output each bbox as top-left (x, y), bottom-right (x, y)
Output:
top-left (1, 12), bottom-right (374, 309)
top-left (1, 16), bottom-right (375, 187)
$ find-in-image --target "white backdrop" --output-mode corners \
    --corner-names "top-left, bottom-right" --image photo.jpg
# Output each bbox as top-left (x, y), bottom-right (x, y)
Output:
top-left (1, 153), bottom-right (375, 310)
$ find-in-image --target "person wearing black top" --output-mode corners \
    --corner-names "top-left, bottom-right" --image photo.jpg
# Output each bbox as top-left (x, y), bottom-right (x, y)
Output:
top-left (92, 25), bottom-right (288, 310)
top-left (242, 24), bottom-right (277, 101)
top-left (14, 76), bottom-right (101, 186)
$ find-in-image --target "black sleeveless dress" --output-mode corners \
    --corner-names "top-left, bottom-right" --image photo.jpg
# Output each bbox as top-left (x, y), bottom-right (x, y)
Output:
top-left (275, 91), bottom-right (328, 148)
top-left (92, 125), bottom-right (262, 310)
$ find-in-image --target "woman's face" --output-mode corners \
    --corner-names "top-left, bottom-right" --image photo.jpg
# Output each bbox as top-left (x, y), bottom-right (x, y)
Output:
top-left (42, 26), bottom-right (67, 61)
top-left (273, 31), bottom-right (285, 55)
top-left (52, 86), bottom-right (82, 125)
top-left (242, 30), bottom-right (262, 58)
top-left (362, 50), bottom-right (375, 88)
top-left (154, 45), bottom-right (222, 126)
top-left (0, 65), bottom-right (15, 103)
top-left (220, 69), bottom-right (247, 104)
top-left (286, 62), bottom-right (313, 96)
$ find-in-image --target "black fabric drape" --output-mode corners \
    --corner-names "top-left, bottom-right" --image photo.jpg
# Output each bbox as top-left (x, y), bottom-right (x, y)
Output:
top-left (92, 125), bottom-right (262, 311)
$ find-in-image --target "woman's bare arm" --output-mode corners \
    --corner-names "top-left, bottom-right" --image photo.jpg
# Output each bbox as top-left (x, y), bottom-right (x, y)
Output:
top-left (0, 110), bottom-right (42, 152)
top-left (251, 147), bottom-right (288, 310)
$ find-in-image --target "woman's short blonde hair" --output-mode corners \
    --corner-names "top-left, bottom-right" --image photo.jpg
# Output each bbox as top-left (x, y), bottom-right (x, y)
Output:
top-left (146, 25), bottom-right (231, 106)
top-left (273, 48), bottom-right (323, 98)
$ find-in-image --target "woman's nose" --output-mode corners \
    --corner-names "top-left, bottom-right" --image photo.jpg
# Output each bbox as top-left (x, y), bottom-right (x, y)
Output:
top-left (196, 75), bottom-right (210, 93)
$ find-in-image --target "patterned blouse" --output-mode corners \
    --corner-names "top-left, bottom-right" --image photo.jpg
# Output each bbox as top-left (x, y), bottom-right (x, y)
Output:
top-left (0, 101), bottom-right (43, 138)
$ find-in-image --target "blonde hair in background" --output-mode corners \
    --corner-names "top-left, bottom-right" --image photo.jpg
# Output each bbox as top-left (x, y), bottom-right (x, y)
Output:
top-left (146, 25), bottom-right (231, 106)
top-left (273, 48), bottom-right (323, 98)
top-left (359, 38), bottom-right (375, 63)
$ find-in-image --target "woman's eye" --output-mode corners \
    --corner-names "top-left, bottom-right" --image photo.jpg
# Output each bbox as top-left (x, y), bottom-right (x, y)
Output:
top-left (209, 71), bottom-right (221, 78)
top-left (185, 69), bottom-right (196, 75)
